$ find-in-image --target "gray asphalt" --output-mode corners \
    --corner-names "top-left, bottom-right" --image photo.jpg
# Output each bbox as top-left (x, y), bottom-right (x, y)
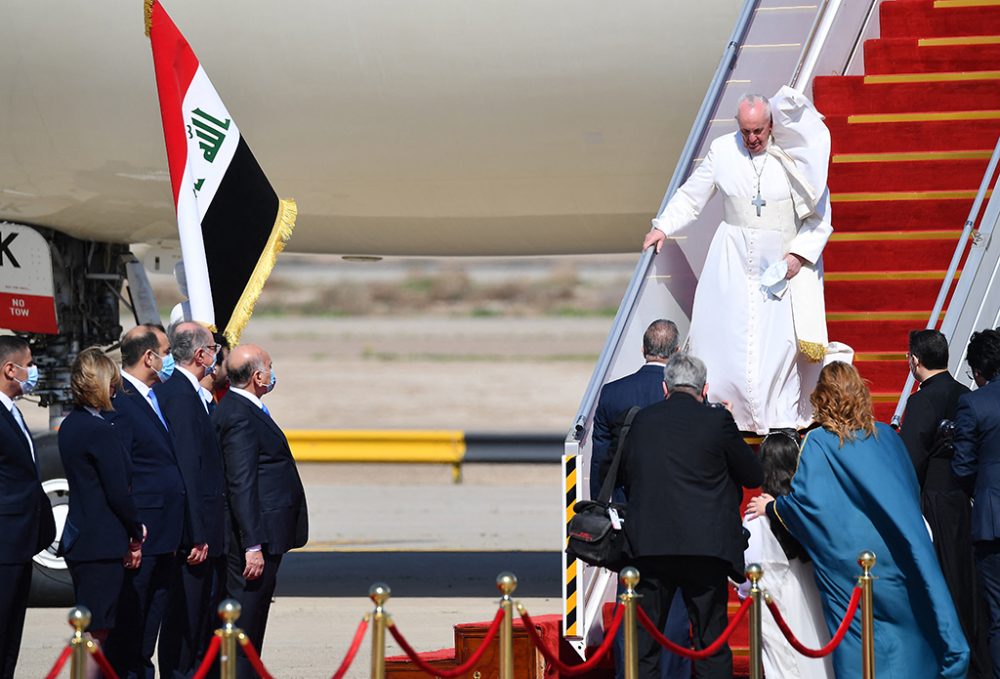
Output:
top-left (17, 463), bottom-right (567, 678)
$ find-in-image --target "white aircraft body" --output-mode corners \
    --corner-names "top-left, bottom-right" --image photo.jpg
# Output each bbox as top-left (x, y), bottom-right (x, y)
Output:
top-left (0, 0), bottom-right (741, 257)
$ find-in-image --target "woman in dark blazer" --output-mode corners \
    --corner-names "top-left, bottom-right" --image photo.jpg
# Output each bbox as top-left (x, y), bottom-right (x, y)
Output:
top-left (58, 348), bottom-right (144, 644)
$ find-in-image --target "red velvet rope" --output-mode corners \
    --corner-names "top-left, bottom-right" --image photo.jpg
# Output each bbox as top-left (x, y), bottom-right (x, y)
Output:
top-left (389, 608), bottom-right (505, 678)
top-left (519, 603), bottom-right (624, 676)
top-left (638, 597), bottom-right (752, 660)
top-left (767, 586), bottom-right (862, 658)
top-left (330, 615), bottom-right (370, 679)
top-left (192, 635), bottom-right (221, 679)
top-left (43, 645), bottom-right (72, 679)
top-left (238, 634), bottom-right (276, 679)
top-left (87, 643), bottom-right (119, 679)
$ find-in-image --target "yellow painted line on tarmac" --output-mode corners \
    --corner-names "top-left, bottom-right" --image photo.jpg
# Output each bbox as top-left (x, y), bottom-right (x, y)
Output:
top-left (847, 110), bottom-right (1000, 123)
top-left (833, 150), bottom-right (992, 163)
top-left (825, 270), bottom-right (958, 281)
top-left (831, 189), bottom-right (983, 202)
top-left (855, 352), bottom-right (908, 361)
top-left (830, 230), bottom-right (964, 241)
top-left (865, 70), bottom-right (1000, 84)
top-left (287, 429), bottom-right (465, 463)
top-left (935, 0), bottom-right (1000, 7)
top-left (919, 35), bottom-right (1000, 46)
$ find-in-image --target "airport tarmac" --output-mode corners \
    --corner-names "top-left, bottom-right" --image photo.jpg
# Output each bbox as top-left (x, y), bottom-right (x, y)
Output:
top-left (18, 463), bottom-right (566, 678)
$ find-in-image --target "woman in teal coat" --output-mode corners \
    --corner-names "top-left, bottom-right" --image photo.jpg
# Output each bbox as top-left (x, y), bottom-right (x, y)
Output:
top-left (748, 361), bottom-right (968, 678)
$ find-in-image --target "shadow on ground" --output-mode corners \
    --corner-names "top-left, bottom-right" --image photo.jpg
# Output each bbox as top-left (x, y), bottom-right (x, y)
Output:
top-left (276, 551), bottom-right (562, 597)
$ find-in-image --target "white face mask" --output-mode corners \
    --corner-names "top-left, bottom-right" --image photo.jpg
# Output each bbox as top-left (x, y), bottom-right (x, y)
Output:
top-left (12, 363), bottom-right (39, 396)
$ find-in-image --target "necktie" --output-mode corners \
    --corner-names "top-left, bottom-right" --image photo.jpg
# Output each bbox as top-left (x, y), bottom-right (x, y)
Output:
top-left (262, 404), bottom-right (270, 417)
top-left (147, 389), bottom-right (169, 431)
top-left (10, 404), bottom-right (35, 461)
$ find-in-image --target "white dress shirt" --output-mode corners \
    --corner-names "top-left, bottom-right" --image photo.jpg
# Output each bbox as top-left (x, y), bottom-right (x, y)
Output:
top-left (0, 391), bottom-right (34, 461)
top-left (175, 366), bottom-right (212, 414)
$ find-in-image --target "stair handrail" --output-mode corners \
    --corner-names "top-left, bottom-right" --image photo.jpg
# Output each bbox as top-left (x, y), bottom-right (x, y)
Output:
top-left (890, 134), bottom-right (1000, 427)
top-left (571, 0), bottom-right (761, 439)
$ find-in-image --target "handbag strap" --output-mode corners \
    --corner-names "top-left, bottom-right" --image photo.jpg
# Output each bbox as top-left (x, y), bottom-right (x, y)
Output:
top-left (596, 405), bottom-right (641, 504)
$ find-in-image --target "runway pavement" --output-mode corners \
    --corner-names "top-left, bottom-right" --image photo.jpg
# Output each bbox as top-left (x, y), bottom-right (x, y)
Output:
top-left (18, 463), bottom-right (566, 678)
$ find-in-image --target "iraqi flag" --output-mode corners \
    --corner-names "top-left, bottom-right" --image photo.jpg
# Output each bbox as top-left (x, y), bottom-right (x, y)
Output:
top-left (146, 0), bottom-right (295, 346)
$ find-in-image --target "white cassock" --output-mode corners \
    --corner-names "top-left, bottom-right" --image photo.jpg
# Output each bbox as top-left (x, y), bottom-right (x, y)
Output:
top-left (652, 88), bottom-right (850, 433)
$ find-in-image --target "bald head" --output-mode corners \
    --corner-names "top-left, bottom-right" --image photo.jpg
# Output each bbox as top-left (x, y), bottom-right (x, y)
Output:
top-left (227, 344), bottom-right (273, 397)
top-left (736, 94), bottom-right (772, 155)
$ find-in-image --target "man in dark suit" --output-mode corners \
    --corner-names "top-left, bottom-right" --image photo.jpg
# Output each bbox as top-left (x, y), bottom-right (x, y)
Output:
top-left (901, 329), bottom-right (992, 677)
top-left (213, 344), bottom-right (308, 678)
top-left (155, 321), bottom-right (227, 678)
top-left (954, 329), bottom-right (1000, 677)
top-left (104, 324), bottom-right (188, 678)
top-left (622, 352), bottom-right (762, 679)
top-left (590, 320), bottom-right (690, 679)
top-left (0, 336), bottom-right (55, 679)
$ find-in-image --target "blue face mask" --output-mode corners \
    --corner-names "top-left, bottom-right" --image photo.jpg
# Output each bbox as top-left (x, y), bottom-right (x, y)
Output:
top-left (13, 364), bottom-right (39, 396)
top-left (266, 368), bottom-right (277, 394)
top-left (156, 352), bottom-right (175, 383)
top-left (203, 347), bottom-right (218, 376)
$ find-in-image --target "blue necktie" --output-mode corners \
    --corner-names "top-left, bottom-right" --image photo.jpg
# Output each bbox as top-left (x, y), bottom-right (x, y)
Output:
top-left (262, 404), bottom-right (270, 417)
top-left (147, 390), bottom-right (169, 430)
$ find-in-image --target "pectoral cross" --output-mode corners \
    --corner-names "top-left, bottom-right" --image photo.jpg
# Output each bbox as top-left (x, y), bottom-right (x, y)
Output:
top-left (751, 190), bottom-right (767, 217)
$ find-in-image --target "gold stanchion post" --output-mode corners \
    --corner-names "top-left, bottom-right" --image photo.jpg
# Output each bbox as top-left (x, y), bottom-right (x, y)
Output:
top-left (747, 563), bottom-right (764, 679)
top-left (620, 566), bottom-right (641, 679)
top-left (218, 599), bottom-right (242, 679)
top-left (497, 571), bottom-right (518, 679)
top-left (369, 582), bottom-right (391, 679)
top-left (67, 606), bottom-right (91, 679)
top-left (858, 550), bottom-right (877, 679)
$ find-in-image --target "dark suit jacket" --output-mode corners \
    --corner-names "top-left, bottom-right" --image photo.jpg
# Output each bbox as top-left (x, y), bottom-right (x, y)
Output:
top-left (58, 407), bottom-right (142, 560)
top-left (622, 393), bottom-right (762, 575)
top-left (590, 363), bottom-right (665, 500)
top-left (105, 383), bottom-right (187, 556)
top-left (154, 372), bottom-right (227, 557)
top-left (901, 371), bottom-right (969, 488)
top-left (0, 403), bottom-right (55, 564)
top-left (953, 376), bottom-right (1000, 542)
top-left (213, 392), bottom-right (308, 555)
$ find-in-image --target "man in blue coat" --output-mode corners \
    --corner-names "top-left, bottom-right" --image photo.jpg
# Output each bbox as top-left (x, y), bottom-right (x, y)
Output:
top-left (214, 344), bottom-right (308, 678)
top-left (953, 328), bottom-right (1000, 677)
top-left (104, 325), bottom-right (187, 678)
top-left (0, 336), bottom-right (55, 679)
top-left (590, 319), bottom-right (690, 679)
top-left (155, 321), bottom-right (227, 678)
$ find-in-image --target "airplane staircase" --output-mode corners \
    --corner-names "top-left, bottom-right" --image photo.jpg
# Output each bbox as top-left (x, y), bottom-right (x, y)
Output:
top-left (562, 0), bottom-right (1000, 677)
top-left (817, 0), bottom-right (1000, 419)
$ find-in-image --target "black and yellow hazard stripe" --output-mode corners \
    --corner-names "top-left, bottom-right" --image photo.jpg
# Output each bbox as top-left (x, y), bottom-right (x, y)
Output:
top-left (564, 454), bottom-right (579, 637)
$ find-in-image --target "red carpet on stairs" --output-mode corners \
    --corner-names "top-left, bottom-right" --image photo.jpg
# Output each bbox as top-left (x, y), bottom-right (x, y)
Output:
top-left (817, 0), bottom-right (1000, 422)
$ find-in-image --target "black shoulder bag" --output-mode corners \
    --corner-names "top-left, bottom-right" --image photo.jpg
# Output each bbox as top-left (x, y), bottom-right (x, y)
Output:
top-left (565, 406), bottom-right (640, 570)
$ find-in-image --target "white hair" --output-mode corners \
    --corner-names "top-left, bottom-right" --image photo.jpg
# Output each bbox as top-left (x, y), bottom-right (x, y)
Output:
top-left (735, 93), bottom-right (771, 119)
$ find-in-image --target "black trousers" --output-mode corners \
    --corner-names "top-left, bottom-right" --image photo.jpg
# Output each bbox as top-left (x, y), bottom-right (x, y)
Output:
top-left (158, 554), bottom-right (226, 679)
top-left (0, 562), bottom-right (32, 679)
top-left (631, 556), bottom-right (732, 679)
top-left (976, 540), bottom-right (1000, 679)
top-left (106, 552), bottom-right (177, 679)
top-left (224, 544), bottom-right (283, 679)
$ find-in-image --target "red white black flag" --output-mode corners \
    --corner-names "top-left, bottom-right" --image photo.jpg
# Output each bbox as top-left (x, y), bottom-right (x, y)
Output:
top-left (145, 0), bottom-right (295, 345)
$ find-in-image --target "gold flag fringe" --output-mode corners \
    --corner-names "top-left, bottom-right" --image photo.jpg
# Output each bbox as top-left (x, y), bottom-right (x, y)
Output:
top-left (798, 340), bottom-right (826, 363)
top-left (223, 198), bottom-right (297, 348)
top-left (143, 0), bottom-right (154, 37)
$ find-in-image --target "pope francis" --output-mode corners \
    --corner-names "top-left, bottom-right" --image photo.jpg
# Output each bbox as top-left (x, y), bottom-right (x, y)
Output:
top-left (643, 88), bottom-right (849, 434)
